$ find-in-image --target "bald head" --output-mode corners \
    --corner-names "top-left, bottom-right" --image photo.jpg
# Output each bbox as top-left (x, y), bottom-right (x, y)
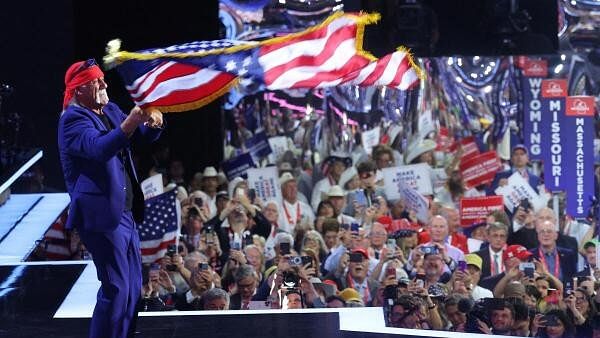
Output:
top-left (429, 215), bottom-right (449, 243)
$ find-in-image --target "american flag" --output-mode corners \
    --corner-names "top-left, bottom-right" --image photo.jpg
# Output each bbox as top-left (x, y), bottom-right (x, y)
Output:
top-left (339, 48), bottom-right (421, 89)
top-left (39, 209), bottom-right (71, 260)
top-left (105, 12), bottom-right (422, 112)
top-left (139, 189), bottom-right (180, 263)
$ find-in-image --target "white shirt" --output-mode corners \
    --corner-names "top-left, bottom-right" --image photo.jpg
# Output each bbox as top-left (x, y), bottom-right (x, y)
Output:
top-left (277, 199), bottom-right (315, 234)
top-left (488, 247), bottom-right (504, 275)
top-left (467, 238), bottom-right (483, 253)
top-left (311, 177), bottom-right (334, 210)
top-left (564, 220), bottom-right (591, 271)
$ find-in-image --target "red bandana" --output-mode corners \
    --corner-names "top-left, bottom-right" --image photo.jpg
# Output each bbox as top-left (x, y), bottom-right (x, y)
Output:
top-left (63, 60), bottom-right (104, 109)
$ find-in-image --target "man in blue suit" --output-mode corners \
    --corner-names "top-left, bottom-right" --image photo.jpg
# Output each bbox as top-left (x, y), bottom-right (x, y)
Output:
top-left (58, 59), bottom-right (163, 338)
top-left (489, 144), bottom-right (540, 194)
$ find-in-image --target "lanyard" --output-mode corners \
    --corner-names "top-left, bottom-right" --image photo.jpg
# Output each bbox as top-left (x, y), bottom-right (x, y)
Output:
top-left (538, 248), bottom-right (560, 278)
top-left (283, 202), bottom-right (301, 225)
top-left (347, 274), bottom-right (370, 304)
top-left (328, 175), bottom-right (336, 185)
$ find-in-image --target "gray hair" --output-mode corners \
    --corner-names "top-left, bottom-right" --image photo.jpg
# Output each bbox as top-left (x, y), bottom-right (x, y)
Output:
top-left (487, 221), bottom-right (509, 234)
top-left (184, 251), bottom-right (208, 271)
top-left (275, 232), bottom-right (294, 247)
top-left (202, 288), bottom-right (230, 308)
top-left (234, 264), bottom-right (257, 283)
top-left (302, 230), bottom-right (328, 253)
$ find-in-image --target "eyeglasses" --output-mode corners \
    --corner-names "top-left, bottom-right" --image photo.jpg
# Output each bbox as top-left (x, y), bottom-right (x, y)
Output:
top-left (537, 229), bottom-right (555, 235)
top-left (73, 58), bottom-right (98, 77)
top-left (575, 296), bottom-right (586, 302)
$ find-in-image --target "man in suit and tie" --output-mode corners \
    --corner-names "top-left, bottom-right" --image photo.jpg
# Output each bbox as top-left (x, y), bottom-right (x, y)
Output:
top-left (529, 220), bottom-right (578, 282)
top-left (58, 59), bottom-right (163, 338)
top-left (474, 222), bottom-right (509, 279)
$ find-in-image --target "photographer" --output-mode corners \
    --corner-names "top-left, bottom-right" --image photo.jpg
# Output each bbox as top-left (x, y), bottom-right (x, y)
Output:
top-left (160, 243), bottom-right (189, 295)
top-left (470, 299), bottom-right (517, 335)
top-left (334, 248), bottom-right (380, 306)
top-left (204, 192), bottom-right (270, 265)
top-left (444, 295), bottom-right (469, 331)
top-left (565, 288), bottom-right (597, 337)
top-left (448, 254), bottom-right (493, 301)
top-left (481, 244), bottom-right (534, 291)
top-left (174, 258), bottom-right (221, 311)
top-left (181, 205), bottom-right (210, 250)
top-left (267, 255), bottom-right (324, 309)
top-left (531, 309), bottom-right (575, 338)
top-left (388, 291), bottom-right (441, 330)
top-left (405, 216), bottom-right (464, 275)
top-left (140, 263), bottom-right (176, 311)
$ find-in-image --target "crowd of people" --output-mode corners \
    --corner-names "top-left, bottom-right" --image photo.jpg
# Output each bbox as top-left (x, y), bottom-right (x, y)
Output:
top-left (97, 136), bottom-right (600, 337)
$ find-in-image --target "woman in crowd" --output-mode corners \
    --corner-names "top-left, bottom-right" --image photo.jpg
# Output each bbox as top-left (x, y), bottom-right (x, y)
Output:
top-left (532, 309), bottom-right (575, 338)
top-left (565, 288), bottom-right (597, 337)
top-left (301, 230), bottom-right (329, 265)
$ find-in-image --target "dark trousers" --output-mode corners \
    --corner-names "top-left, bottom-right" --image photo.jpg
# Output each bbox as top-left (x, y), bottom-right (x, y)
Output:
top-left (80, 211), bottom-right (142, 338)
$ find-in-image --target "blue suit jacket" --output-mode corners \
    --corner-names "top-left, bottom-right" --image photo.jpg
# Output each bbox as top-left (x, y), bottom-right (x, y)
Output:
top-left (528, 246), bottom-right (578, 282)
top-left (58, 102), bottom-right (162, 232)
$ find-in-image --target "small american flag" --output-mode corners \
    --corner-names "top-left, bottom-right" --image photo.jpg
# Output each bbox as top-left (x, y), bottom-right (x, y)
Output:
top-left (139, 189), bottom-right (180, 263)
top-left (40, 209), bottom-right (71, 260)
top-left (105, 12), bottom-right (422, 112)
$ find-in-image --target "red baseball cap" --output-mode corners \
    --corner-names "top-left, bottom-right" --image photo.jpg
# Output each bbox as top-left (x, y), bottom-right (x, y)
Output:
top-left (351, 248), bottom-right (369, 260)
top-left (377, 216), bottom-right (393, 232)
top-left (503, 245), bottom-right (533, 261)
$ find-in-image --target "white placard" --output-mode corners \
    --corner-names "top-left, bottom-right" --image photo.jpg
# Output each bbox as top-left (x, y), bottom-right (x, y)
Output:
top-left (430, 168), bottom-right (448, 194)
top-left (267, 136), bottom-right (289, 163)
top-left (362, 127), bottom-right (381, 155)
top-left (494, 172), bottom-right (547, 212)
top-left (382, 163), bottom-right (433, 200)
top-left (247, 167), bottom-right (282, 204)
top-left (141, 174), bottom-right (163, 200)
top-left (399, 181), bottom-right (430, 223)
top-left (596, 244), bottom-right (600, 271)
top-left (418, 110), bottom-right (435, 139)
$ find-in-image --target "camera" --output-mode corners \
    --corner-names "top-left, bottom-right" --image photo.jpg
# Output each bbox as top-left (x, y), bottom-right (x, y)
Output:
top-left (383, 284), bottom-right (398, 300)
top-left (420, 246), bottom-right (439, 255)
top-left (194, 197), bottom-right (203, 207)
top-left (287, 255), bottom-right (312, 267)
top-left (519, 198), bottom-right (531, 211)
top-left (282, 270), bottom-right (300, 289)
top-left (198, 262), bottom-right (209, 271)
top-left (542, 314), bottom-right (559, 327)
top-left (166, 244), bottom-right (177, 271)
top-left (288, 256), bottom-right (303, 266)
top-left (519, 262), bottom-right (535, 278)
top-left (461, 298), bottom-right (504, 333)
top-left (349, 252), bottom-right (364, 263)
top-left (280, 242), bottom-right (291, 255)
